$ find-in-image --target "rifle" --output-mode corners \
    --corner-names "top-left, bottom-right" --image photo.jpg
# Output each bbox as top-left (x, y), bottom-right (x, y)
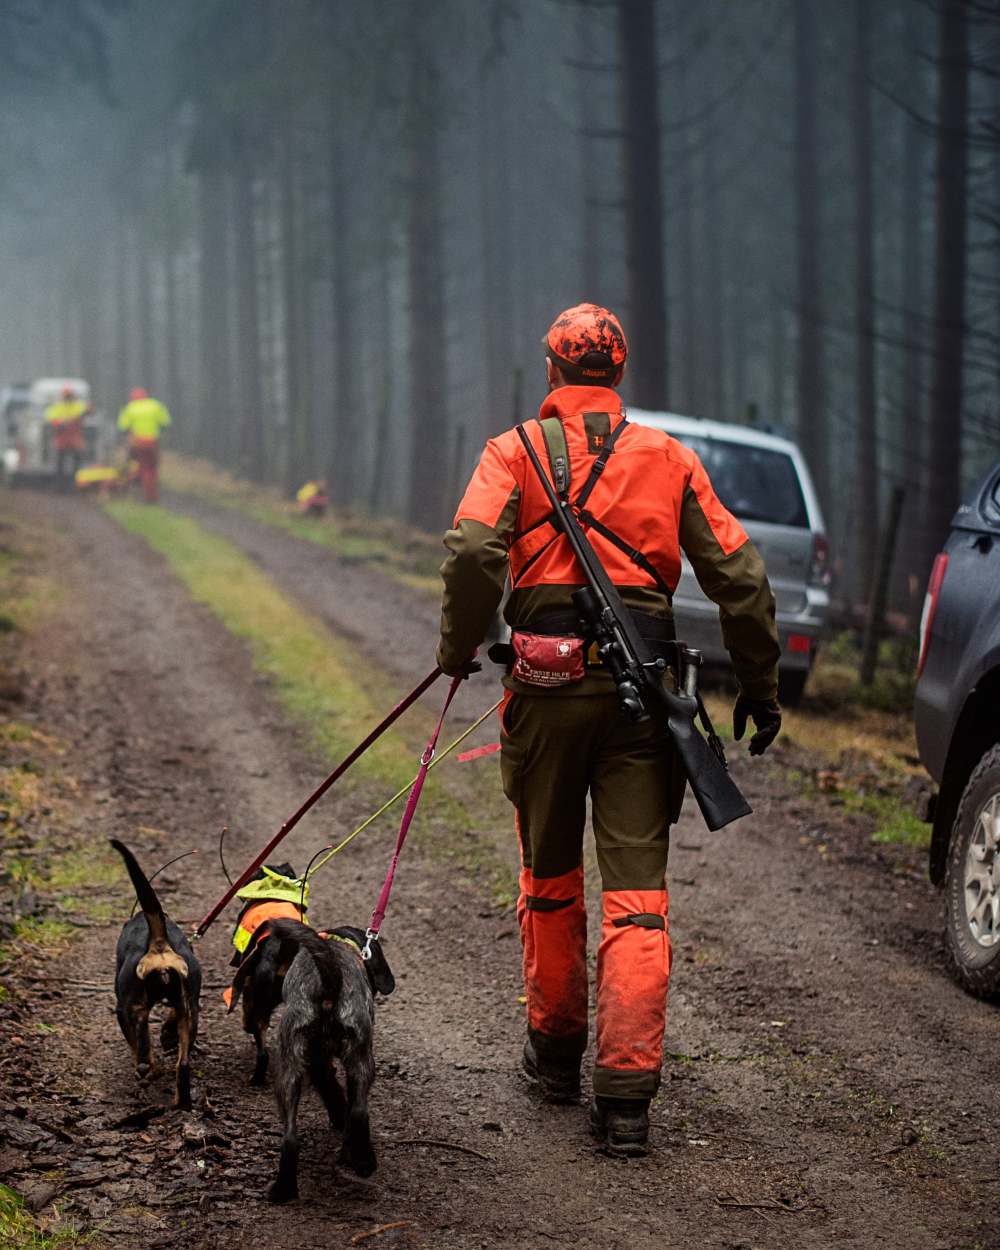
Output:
top-left (515, 422), bottom-right (752, 832)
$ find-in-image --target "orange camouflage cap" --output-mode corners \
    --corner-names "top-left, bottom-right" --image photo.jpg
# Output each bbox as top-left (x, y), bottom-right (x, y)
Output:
top-left (544, 302), bottom-right (628, 381)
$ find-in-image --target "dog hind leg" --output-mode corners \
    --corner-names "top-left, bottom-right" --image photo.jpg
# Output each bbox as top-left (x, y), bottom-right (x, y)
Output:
top-left (251, 1021), bottom-right (270, 1087)
top-left (173, 1005), bottom-right (194, 1110)
top-left (269, 1066), bottom-right (303, 1203)
top-left (338, 1052), bottom-right (376, 1177)
top-left (160, 1007), bottom-right (178, 1052)
top-left (130, 1003), bottom-right (155, 1079)
top-left (313, 1061), bottom-right (347, 1130)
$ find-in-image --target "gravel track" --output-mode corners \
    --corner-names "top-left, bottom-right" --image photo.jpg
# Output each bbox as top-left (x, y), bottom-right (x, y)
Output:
top-left (0, 489), bottom-right (996, 1250)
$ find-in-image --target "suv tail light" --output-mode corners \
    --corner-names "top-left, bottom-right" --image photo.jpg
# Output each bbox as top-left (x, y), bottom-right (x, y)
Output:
top-left (917, 552), bottom-right (949, 677)
top-left (808, 533), bottom-right (831, 587)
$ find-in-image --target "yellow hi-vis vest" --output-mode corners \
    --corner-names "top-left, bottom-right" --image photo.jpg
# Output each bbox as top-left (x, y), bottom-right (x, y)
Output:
top-left (231, 869), bottom-right (310, 955)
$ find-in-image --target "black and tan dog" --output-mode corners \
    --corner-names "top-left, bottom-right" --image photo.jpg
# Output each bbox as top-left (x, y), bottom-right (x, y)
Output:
top-left (111, 839), bottom-right (201, 1110)
top-left (229, 917), bottom-right (395, 1203)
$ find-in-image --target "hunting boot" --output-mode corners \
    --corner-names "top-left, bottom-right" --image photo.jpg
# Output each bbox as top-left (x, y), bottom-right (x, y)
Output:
top-left (521, 1037), bottom-right (582, 1104)
top-left (590, 1095), bottom-right (650, 1157)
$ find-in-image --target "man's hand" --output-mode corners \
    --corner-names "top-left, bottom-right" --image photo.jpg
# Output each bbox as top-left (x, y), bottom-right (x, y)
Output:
top-left (733, 695), bottom-right (781, 756)
top-left (442, 653), bottom-right (482, 680)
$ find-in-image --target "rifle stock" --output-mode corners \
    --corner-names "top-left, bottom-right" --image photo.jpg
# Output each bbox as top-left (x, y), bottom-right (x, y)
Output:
top-left (515, 422), bottom-right (752, 833)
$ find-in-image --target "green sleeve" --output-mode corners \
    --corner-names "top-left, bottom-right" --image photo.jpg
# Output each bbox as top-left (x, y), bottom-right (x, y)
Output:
top-left (679, 486), bottom-right (781, 702)
top-left (437, 490), bottom-right (519, 675)
top-left (117, 406), bottom-right (131, 432)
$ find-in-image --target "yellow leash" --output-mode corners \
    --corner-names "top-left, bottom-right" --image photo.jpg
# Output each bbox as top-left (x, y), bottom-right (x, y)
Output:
top-left (305, 698), bottom-right (503, 879)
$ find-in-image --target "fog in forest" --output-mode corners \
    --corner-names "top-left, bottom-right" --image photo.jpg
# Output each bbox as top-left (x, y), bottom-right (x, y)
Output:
top-left (1, 0), bottom-right (998, 619)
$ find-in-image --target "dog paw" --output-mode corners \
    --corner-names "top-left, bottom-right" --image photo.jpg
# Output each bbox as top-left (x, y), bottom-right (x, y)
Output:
top-left (267, 1180), bottom-right (297, 1204)
top-left (136, 1063), bottom-right (152, 1082)
top-left (339, 1144), bottom-right (376, 1178)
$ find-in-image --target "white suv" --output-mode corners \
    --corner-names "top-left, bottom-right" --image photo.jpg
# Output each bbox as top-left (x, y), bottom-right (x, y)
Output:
top-left (629, 410), bottom-right (830, 704)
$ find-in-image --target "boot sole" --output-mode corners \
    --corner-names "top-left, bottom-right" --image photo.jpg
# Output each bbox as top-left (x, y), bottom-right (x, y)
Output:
top-left (590, 1115), bottom-right (649, 1157)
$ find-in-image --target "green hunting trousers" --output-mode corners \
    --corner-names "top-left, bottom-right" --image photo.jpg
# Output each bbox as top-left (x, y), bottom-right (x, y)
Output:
top-left (499, 688), bottom-right (684, 1099)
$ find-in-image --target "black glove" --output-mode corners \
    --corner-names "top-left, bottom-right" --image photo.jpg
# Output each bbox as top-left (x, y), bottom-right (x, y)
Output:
top-left (733, 695), bottom-right (781, 756)
top-left (452, 654), bottom-right (482, 680)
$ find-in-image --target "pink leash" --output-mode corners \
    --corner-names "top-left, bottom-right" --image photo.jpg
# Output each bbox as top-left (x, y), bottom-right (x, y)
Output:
top-left (192, 666), bottom-right (443, 939)
top-left (363, 672), bottom-right (464, 958)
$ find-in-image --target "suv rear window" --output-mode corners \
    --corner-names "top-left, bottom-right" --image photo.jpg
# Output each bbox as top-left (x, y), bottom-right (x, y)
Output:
top-left (674, 436), bottom-right (809, 528)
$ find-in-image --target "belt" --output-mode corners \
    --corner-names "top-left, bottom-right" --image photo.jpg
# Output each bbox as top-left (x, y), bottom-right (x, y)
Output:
top-left (489, 608), bottom-right (677, 672)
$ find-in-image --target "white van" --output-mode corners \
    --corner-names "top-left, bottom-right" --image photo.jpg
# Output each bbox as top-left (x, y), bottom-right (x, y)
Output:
top-left (629, 410), bottom-right (831, 704)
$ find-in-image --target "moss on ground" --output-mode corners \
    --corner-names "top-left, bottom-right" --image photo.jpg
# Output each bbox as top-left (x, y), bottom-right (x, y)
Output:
top-left (0, 1184), bottom-right (96, 1249)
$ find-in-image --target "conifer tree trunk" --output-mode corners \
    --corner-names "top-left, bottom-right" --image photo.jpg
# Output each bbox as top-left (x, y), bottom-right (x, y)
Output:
top-left (405, 1), bottom-right (448, 530)
top-left (232, 124), bottom-right (264, 482)
top-left (794, 0), bottom-right (827, 504)
top-left (197, 150), bottom-right (231, 460)
top-left (328, 119), bottom-right (355, 504)
top-left (619, 0), bottom-right (668, 408)
top-left (852, 0), bottom-right (879, 601)
top-left (923, 0), bottom-right (969, 575)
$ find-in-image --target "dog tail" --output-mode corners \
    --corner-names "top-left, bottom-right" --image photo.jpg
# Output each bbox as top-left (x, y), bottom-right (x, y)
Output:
top-left (265, 918), bottom-right (343, 1003)
top-left (110, 839), bottom-right (187, 980)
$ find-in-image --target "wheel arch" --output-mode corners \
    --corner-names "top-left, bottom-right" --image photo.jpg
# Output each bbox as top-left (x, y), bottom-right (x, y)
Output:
top-left (930, 665), bottom-right (1000, 885)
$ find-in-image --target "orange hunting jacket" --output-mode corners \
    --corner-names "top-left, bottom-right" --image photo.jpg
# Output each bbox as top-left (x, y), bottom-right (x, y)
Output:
top-left (437, 386), bottom-right (780, 701)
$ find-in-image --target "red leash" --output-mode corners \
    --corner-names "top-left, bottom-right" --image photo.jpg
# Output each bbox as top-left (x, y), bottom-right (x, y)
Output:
top-left (192, 666), bottom-right (443, 939)
top-left (363, 673), bottom-right (463, 958)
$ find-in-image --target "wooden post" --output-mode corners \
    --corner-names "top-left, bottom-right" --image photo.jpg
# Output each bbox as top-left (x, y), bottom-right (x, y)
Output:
top-left (860, 484), bottom-right (906, 687)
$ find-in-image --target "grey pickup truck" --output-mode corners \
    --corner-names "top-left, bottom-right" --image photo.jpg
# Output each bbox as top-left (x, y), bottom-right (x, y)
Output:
top-left (914, 456), bottom-right (1000, 997)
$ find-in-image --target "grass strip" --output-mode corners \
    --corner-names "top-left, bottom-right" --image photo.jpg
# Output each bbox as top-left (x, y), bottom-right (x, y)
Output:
top-left (104, 500), bottom-right (413, 791)
top-left (0, 1184), bottom-right (97, 1249)
top-left (159, 453), bottom-right (442, 595)
top-left (103, 502), bottom-right (514, 896)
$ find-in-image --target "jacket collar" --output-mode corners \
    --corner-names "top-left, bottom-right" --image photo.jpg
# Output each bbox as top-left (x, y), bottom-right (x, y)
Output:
top-left (538, 385), bottom-right (624, 425)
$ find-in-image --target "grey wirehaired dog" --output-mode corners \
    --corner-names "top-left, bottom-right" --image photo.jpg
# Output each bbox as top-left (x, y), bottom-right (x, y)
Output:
top-left (229, 917), bottom-right (395, 1203)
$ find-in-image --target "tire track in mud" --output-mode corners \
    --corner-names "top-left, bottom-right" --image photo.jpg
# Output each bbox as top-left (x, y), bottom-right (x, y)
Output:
top-left (1, 489), bottom-right (996, 1250)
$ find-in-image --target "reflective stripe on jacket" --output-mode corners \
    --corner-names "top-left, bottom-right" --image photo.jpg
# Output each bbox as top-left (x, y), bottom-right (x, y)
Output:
top-left (437, 385), bottom-right (781, 701)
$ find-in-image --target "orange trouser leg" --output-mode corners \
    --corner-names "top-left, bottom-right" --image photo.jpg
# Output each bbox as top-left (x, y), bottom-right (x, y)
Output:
top-left (594, 887), bottom-right (671, 1099)
top-left (130, 441), bottom-right (160, 503)
top-left (517, 858), bottom-right (588, 1063)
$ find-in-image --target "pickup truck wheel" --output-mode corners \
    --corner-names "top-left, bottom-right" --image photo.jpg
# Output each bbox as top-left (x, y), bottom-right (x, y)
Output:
top-left (944, 743), bottom-right (1000, 998)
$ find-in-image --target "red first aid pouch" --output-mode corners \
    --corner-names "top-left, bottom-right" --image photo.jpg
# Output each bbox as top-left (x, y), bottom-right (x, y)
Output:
top-left (511, 631), bottom-right (586, 687)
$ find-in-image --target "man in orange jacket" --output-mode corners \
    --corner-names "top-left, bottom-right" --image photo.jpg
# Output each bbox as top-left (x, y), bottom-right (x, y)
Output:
top-left (437, 303), bottom-right (781, 1154)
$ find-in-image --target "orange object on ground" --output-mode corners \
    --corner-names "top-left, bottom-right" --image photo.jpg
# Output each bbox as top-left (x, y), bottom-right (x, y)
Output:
top-left (128, 436), bottom-right (160, 503)
top-left (594, 888), bottom-right (671, 1096)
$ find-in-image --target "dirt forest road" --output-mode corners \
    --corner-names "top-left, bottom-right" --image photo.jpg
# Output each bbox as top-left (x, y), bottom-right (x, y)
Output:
top-left (1, 489), bottom-right (999, 1250)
